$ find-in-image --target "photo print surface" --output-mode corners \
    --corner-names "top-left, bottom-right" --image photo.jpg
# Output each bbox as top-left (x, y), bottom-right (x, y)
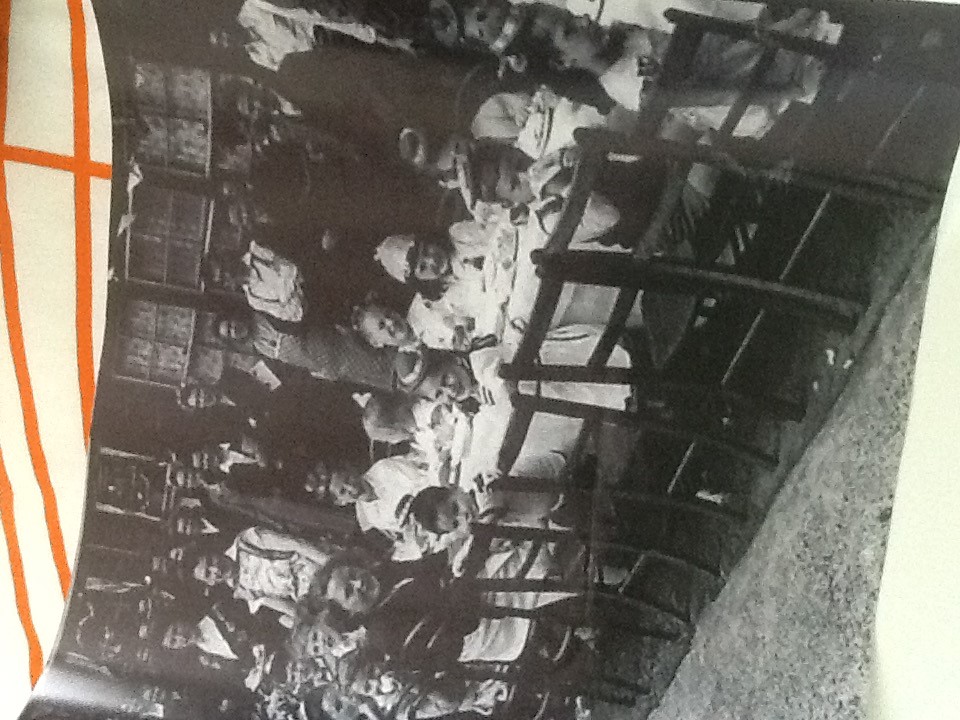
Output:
top-left (17, 1), bottom-right (960, 719)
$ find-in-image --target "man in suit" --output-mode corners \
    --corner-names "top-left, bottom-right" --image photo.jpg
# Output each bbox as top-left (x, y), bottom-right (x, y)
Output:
top-left (179, 363), bottom-right (371, 484)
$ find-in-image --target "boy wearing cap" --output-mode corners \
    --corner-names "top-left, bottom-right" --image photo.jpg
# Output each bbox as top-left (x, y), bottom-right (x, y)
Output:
top-left (373, 224), bottom-right (516, 350)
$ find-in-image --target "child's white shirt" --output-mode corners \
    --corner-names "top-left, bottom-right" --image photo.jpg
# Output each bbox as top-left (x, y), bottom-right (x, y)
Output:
top-left (241, 240), bottom-right (305, 323)
top-left (405, 220), bottom-right (519, 348)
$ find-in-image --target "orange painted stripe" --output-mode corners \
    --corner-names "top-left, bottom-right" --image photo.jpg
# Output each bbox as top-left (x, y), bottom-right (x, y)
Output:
top-left (74, 173), bottom-right (95, 445)
top-left (0, 0), bottom-right (46, 689)
top-left (0, 1), bottom-right (72, 599)
top-left (0, 144), bottom-right (111, 178)
top-left (0, 165), bottom-right (71, 599)
top-left (0, 448), bottom-right (45, 686)
top-left (67, 0), bottom-right (97, 445)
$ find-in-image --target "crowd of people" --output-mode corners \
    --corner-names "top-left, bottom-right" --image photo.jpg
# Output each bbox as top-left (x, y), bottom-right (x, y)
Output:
top-left (117, 1), bottom-right (843, 718)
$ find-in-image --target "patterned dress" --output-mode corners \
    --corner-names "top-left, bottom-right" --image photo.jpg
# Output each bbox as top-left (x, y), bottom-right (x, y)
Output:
top-left (251, 313), bottom-right (396, 391)
top-left (224, 526), bottom-right (339, 615)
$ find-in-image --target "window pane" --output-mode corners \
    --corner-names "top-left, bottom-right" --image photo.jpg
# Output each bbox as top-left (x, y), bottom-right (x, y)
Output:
top-left (168, 119), bottom-right (209, 175)
top-left (116, 336), bottom-right (154, 381)
top-left (127, 235), bottom-right (166, 284)
top-left (137, 116), bottom-right (169, 168)
top-left (168, 66), bottom-right (210, 121)
top-left (132, 186), bottom-right (173, 237)
top-left (166, 241), bottom-right (203, 288)
top-left (169, 192), bottom-right (208, 242)
top-left (155, 305), bottom-right (194, 347)
top-left (121, 300), bottom-right (157, 340)
top-left (96, 459), bottom-right (157, 515)
top-left (153, 343), bottom-right (189, 385)
top-left (132, 61), bottom-right (167, 111)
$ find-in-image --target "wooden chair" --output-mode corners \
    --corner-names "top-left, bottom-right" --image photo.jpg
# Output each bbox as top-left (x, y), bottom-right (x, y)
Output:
top-left (495, 2), bottom-right (951, 483)
top-left (421, 7), bottom-right (956, 714)
top-left (394, 511), bottom-right (707, 718)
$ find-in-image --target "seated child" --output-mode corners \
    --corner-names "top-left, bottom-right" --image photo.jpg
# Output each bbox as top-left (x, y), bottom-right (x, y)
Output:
top-left (461, 332), bottom-right (632, 486)
top-left (354, 295), bottom-right (479, 353)
top-left (373, 225), bottom-right (518, 348)
top-left (407, 293), bottom-right (480, 352)
top-left (456, 139), bottom-right (644, 331)
top-left (471, 84), bottom-right (611, 160)
top-left (323, 453), bottom-right (431, 536)
top-left (404, 484), bottom-right (577, 665)
top-left (393, 347), bottom-right (480, 407)
top-left (410, 483), bottom-right (560, 541)
top-left (375, 231), bottom-right (484, 320)
top-left (354, 391), bottom-right (420, 446)
top-left (293, 554), bottom-right (515, 715)
top-left (549, 7), bottom-right (835, 138)
top-left (430, 0), bottom-right (629, 110)
top-left (466, 87), bottom-right (724, 287)
top-left (458, 139), bottom-right (620, 246)
top-left (351, 296), bottom-right (427, 351)
top-left (216, 310), bottom-right (397, 392)
top-left (354, 391), bottom-right (470, 479)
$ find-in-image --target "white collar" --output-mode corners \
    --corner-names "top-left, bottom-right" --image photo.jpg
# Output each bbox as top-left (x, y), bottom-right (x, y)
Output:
top-left (197, 616), bottom-right (238, 660)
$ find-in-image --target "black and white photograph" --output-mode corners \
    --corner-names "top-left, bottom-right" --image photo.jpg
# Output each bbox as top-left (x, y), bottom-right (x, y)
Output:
top-left (15, 1), bottom-right (960, 719)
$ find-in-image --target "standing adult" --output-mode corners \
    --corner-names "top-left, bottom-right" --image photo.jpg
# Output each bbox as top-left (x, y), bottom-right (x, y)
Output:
top-left (218, 312), bottom-right (399, 393)
top-left (177, 363), bottom-right (370, 471)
